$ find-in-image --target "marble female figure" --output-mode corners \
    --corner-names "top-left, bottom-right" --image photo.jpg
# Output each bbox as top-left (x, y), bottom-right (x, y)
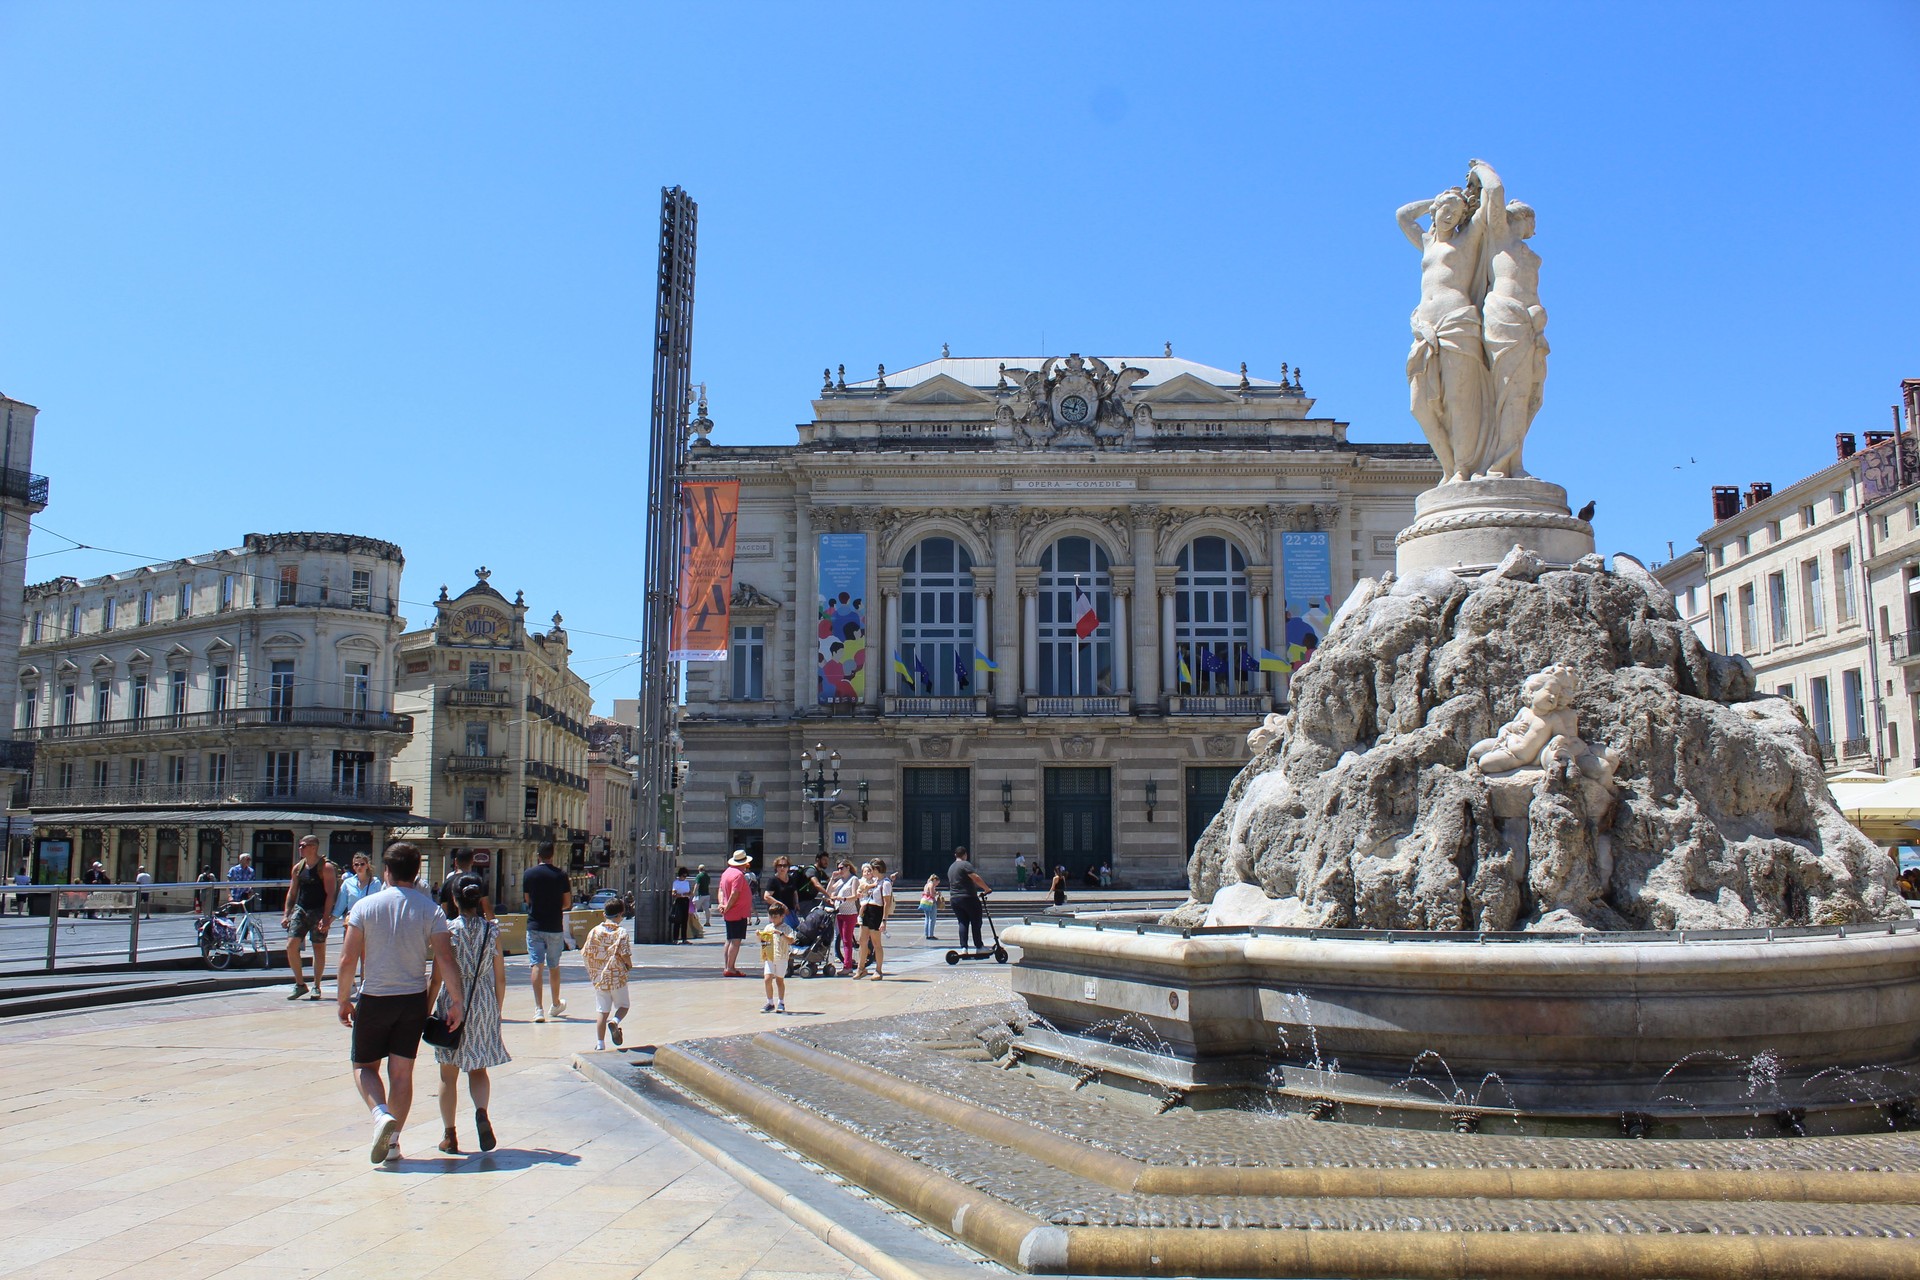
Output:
top-left (1472, 159), bottom-right (1548, 480)
top-left (1398, 182), bottom-right (1490, 483)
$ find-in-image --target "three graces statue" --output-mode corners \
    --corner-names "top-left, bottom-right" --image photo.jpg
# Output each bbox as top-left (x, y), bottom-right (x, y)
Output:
top-left (1399, 159), bottom-right (1547, 484)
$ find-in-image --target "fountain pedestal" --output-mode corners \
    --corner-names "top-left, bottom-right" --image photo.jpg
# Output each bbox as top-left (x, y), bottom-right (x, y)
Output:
top-left (1393, 476), bottom-right (1594, 575)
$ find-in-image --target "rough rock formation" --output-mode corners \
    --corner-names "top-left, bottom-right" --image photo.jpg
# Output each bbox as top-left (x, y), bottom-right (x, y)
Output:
top-left (1181, 557), bottom-right (1910, 932)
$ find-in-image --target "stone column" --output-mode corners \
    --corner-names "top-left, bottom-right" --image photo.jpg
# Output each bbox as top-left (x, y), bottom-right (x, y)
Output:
top-left (794, 503), bottom-right (815, 710)
top-left (1160, 586), bottom-right (1178, 693)
top-left (884, 588), bottom-right (902, 696)
top-left (991, 508), bottom-right (1019, 712)
top-left (1249, 584), bottom-right (1270, 700)
top-left (1021, 587), bottom-right (1039, 698)
top-left (973, 587), bottom-right (990, 698)
top-left (865, 530), bottom-right (882, 709)
top-left (1112, 586), bottom-right (1130, 694)
top-left (1130, 508), bottom-right (1160, 708)
top-left (1320, 501), bottom-right (1348, 606)
top-left (1268, 510), bottom-right (1289, 705)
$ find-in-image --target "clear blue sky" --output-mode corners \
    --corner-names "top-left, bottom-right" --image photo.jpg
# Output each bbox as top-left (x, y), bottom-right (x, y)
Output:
top-left (3, 4), bottom-right (1916, 710)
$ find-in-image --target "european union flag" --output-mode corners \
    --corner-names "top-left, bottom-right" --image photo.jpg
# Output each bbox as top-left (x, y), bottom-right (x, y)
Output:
top-left (914, 654), bottom-right (933, 690)
top-left (1200, 648), bottom-right (1228, 676)
top-left (1240, 648), bottom-right (1259, 674)
top-left (953, 649), bottom-right (970, 689)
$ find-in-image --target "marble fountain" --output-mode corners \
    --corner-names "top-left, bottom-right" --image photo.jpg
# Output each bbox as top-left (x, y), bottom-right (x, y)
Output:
top-left (596, 161), bottom-right (1920, 1278)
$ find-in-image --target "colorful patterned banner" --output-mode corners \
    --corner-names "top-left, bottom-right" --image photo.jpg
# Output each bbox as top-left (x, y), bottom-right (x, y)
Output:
top-left (816, 534), bottom-right (869, 702)
top-left (670, 480), bottom-right (740, 661)
top-left (1281, 531), bottom-right (1333, 674)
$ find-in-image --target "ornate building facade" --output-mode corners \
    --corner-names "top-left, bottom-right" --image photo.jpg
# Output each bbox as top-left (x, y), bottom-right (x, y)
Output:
top-left (677, 353), bottom-right (1436, 888)
top-left (16, 531), bottom-right (412, 886)
top-left (391, 572), bottom-right (595, 905)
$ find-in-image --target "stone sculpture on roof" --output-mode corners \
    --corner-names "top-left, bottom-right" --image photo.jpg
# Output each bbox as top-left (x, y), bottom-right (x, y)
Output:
top-left (998, 353), bottom-right (1149, 449)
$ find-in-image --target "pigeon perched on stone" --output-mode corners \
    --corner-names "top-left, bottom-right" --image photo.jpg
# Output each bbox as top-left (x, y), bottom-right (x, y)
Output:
top-left (1576, 500), bottom-right (1596, 521)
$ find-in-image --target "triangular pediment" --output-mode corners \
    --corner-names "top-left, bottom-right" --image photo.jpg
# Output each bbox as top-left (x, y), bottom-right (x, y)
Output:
top-left (167, 644), bottom-right (193, 661)
top-left (888, 374), bottom-right (996, 406)
top-left (1137, 372), bottom-right (1238, 404)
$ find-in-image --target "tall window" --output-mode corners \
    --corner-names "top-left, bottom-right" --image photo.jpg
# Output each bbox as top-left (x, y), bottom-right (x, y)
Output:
top-left (29, 612), bottom-right (41, 643)
top-left (166, 756), bottom-right (186, 786)
top-left (91, 760), bottom-right (109, 789)
top-left (1711, 594), bottom-right (1730, 651)
top-left (1766, 572), bottom-right (1789, 646)
top-left (467, 661), bottom-right (490, 691)
top-left (68, 604), bottom-right (81, 636)
top-left (730, 625), bottom-right (765, 699)
top-left (57, 761), bottom-right (73, 791)
top-left (465, 722), bottom-right (489, 756)
top-left (1842, 669), bottom-right (1867, 746)
top-left (1038, 537), bottom-right (1113, 696)
top-left (345, 662), bottom-right (371, 715)
top-left (332, 750), bottom-right (370, 796)
top-left (900, 537), bottom-right (976, 696)
top-left (130, 672), bottom-right (149, 720)
top-left (20, 686), bottom-right (36, 731)
top-left (207, 752), bottom-right (228, 786)
top-left (277, 565), bottom-right (298, 605)
top-left (102, 598), bottom-right (116, 630)
top-left (93, 678), bottom-right (111, 723)
top-left (127, 758), bottom-right (146, 788)
top-left (177, 581), bottom-right (192, 618)
top-left (1835, 547), bottom-right (1857, 622)
top-left (464, 787), bottom-right (488, 821)
top-left (219, 574), bottom-right (235, 611)
top-left (139, 590), bottom-right (153, 625)
top-left (265, 750), bottom-right (299, 796)
top-left (1810, 676), bottom-right (1833, 745)
top-left (1174, 536), bottom-right (1252, 693)
top-left (269, 660), bottom-right (295, 722)
top-left (211, 664), bottom-right (231, 713)
top-left (59, 683), bottom-right (75, 725)
top-left (351, 569), bottom-right (372, 610)
top-left (1737, 583), bottom-right (1756, 650)
top-left (169, 670), bottom-right (188, 719)
top-left (1803, 558), bottom-right (1825, 632)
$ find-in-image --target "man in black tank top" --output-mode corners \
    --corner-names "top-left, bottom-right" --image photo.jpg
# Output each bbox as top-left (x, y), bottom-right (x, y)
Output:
top-left (282, 836), bottom-right (338, 1001)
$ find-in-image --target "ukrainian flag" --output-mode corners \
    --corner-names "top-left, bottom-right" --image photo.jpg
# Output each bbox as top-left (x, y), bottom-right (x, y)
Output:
top-left (973, 647), bottom-right (998, 672)
top-left (1178, 654), bottom-right (1193, 686)
top-left (892, 650), bottom-right (914, 690)
top-left (1258, 647), bottom-right (1289, 674)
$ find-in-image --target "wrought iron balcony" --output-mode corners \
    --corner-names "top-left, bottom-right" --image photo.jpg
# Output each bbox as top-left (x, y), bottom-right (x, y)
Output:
top-left (524, 759), bottom-right (588, 791)
top-left (440, 820), bottom-right (542, 840)
top-left (1840, 736), bottom-right (1874, 760)
top-left (1, 467), bottom-right (50, 511)
top-left (28, 706), bottom-right (412, 742)
top-left (0, 738), bottom-right (35, 771)
top-left (884, 694), bottom-right (989, 718)
top-left (445, 753), bottom-right (509, 775)
top-left (1024, 694), bottom-right (1132, 717)
top-left (1167, 694), bottom-right (1272, 716)
top-left (27, 779), bottom-right (412, 811)
top-left (1887, 630), bottom-right (1920, 665)
top-left (445, 687), bottom-right (514, 708)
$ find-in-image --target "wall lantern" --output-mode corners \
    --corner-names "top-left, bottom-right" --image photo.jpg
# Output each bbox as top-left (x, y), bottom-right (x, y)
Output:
top-left (1001, 778), bottom-right (1013, 822)
top-left (858, 779), bottom-right (870, 821)
top-left (1145, 779), bottom-right (1159, 823)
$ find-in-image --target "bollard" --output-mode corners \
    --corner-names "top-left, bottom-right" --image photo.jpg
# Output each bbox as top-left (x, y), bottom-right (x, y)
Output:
top-left (45, 888), bottom-right (59, 972)
top-left (128, 896), bottom-right (140, 965)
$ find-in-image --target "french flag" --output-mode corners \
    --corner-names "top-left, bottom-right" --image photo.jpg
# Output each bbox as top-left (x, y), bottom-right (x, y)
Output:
top-left (1073, 579), bottom-right (1099, 639)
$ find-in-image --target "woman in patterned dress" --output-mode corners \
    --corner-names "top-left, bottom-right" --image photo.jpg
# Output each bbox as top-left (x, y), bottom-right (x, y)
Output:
top-left (428, 877), bottom-right (509, 1154)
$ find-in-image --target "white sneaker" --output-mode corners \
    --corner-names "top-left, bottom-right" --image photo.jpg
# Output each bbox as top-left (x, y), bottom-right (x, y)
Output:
top-left (370, 1112), bottom-right (399, 1163)
top-left (594, 1040), bottom-right (606, 1052)
top-left (383, 1139), bottom-right (401, 1163)
top-left (534, 1007), bottom-right (546, 1023)
top-left (551, 997), bottom-right (567, 1017)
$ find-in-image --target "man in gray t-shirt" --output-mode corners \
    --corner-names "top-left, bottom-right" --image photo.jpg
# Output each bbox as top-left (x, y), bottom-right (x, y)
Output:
top-left (336, 842), bottom-right (462, 1164)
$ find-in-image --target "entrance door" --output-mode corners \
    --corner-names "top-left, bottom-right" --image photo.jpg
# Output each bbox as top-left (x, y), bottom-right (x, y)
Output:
top-left (1043, 767), bottom-right (1110, 885)
top-left (1185, 767), bottom-right (1238, 861)
top-left (901, 768), bottom-right (970, 883)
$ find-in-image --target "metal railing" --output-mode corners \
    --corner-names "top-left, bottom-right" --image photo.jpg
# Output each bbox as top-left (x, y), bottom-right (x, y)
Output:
top-left (27, 779), bottom-right (412, 810)
top-left (1841, 736), bottom-right (1873, 760)
top-left (440, 820), bottom-right (536, 840)
top-left (28, 706), bottom-right (412, 742)
top-left (524, 759), bottom-right (588, 791)
top-left (1887, 630), bottom-right (1920, 664)
top-left (445, 687), bottom-right (514, 708)
top-left (445, 753), bottom-right (509, 775)
top-left (0, 467), bottom-right (50, 509)
top-left (0, 739), bottom-right (34, 771)
top-left (524, 693), bottom-right (589, 741)
top-left (0, 879), bottom-right (292, 971)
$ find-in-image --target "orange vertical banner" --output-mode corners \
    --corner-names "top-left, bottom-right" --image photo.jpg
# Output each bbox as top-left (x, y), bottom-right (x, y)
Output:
top-left (671, 479), bottom-right (739, 661)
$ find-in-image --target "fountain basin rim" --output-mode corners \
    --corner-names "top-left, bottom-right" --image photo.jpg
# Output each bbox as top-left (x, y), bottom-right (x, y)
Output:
top-left (1015, 915), bottom-right (1920, 946)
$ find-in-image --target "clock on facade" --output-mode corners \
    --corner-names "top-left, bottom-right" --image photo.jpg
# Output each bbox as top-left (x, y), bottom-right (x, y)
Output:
top-left (1058, 394), bottom-right (1090, 424)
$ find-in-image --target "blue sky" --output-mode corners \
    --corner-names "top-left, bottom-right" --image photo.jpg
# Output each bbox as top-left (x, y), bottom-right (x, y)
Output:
top-left (2, 3), bottom-right (1916, 709)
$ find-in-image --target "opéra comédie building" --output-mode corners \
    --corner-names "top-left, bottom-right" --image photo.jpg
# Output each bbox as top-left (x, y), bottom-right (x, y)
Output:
top-left (678, 352), bottom-right (1437, 888)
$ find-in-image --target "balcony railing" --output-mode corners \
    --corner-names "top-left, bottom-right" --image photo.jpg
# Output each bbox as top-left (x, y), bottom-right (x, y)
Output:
top-left (1025, 694), bottom-right (1132, 717)
top-left (27, 779), bottom-right (413, 811)
top-left (1168, 695), bottom-right (1272, 716)
top-left (445, 687), bottom-right (514, 708)
top-left (0, 739), bottom-right (35, 771)
top-left (446, 754), bottom-right (509, 775)
top-left (525, 693), bottom-right (589, 741)
top-left (28, 706), bottom-right (412, 743)
top-left (267, 585), bottom-right (398, 615)
top-left (440, 820), bottom-right (542, 840)
top-left (1841, 736), bottom-right (1873, 760)
top-left (524, 759), bottom-right (588, 791)
top-left (1, 467), bottom-right (50, 510)
top-left (885, 694), bottom-right (989, 717)
top-left (1887, 631), bottom-right (1920, 665)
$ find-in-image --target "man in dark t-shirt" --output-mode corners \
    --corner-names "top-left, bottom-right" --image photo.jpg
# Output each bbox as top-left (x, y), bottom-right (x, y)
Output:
top-left (522, 844), bottom-right (573, 1022)
top-left (437, 848), bottom-right (493, 922)
top-left (946, 846), bottom-right (990, 951)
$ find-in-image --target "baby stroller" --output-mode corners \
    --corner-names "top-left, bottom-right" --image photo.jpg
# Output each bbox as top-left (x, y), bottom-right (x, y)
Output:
top-left (785, 902), bottom-right (839, 978)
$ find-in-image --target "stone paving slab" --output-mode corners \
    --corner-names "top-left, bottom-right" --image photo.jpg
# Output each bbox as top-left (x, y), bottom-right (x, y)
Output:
top-left (0, 926), bottom-right (1000, 1280)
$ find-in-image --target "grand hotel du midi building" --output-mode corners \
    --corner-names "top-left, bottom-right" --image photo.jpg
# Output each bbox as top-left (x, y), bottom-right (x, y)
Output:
top-left (676, 353), bottom-right (1436, 888)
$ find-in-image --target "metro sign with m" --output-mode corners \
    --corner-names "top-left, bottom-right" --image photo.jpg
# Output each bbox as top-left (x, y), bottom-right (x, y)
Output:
top-left (670, 479), bottom-right (740, 661)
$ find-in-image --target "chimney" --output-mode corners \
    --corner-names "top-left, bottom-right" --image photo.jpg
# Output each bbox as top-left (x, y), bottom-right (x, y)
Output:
top-left (1866, 430), bottom-right (1895, 449)
top-left (1836, 432), bottom-right (1857, 459)
top-left (1745, 482), bottom-right (1773, 507)
top-left (1712, 486), bottom-right (1741, 522)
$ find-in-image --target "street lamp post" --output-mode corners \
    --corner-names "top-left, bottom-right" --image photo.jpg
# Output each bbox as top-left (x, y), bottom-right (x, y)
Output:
top-left (799, 742), bottom-right (840, 857)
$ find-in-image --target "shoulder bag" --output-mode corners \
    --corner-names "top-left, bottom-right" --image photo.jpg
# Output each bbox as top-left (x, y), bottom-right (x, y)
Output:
top-left (422, 921), bottom-right (491, 1051)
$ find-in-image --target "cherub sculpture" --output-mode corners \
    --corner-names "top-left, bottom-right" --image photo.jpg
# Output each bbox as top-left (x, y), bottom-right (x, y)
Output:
top-left (1247, 711), bottom-right (1288, 754)
top-left (1468, 664), bottom-right (1619, 787)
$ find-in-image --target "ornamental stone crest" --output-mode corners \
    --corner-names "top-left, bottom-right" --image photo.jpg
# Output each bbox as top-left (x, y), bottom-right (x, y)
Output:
top-left (1061, 734), bottom-right (1096, 760)
top-left (1000, 353), bottom-right (1149, 449)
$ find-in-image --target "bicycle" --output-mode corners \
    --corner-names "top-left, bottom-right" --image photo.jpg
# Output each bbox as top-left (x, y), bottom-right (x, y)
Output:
top-left (196, 894), bottom-right (269, 970)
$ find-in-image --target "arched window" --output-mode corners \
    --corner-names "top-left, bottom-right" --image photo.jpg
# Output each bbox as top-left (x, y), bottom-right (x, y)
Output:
top-left (1174, 536), bottom-right (1251, 693)
top-left (1038, 537), bottom-right (1112, 696)
top-left (900, 537), bottom-right (976, 696)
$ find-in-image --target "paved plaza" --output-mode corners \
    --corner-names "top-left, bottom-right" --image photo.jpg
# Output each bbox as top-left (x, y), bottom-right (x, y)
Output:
top-left (0, 920), bottom-right (1015, 1280)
